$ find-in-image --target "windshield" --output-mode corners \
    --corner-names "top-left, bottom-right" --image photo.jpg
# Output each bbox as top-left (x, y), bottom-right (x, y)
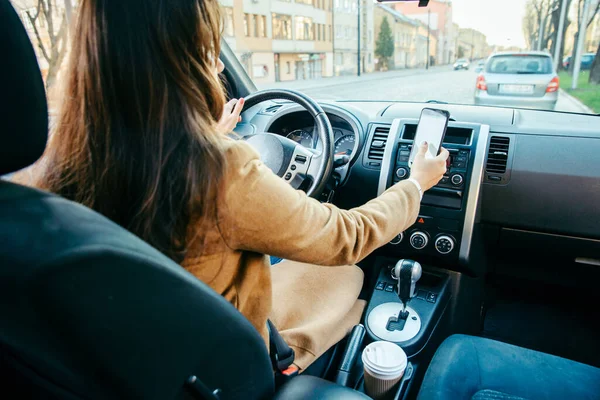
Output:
top-left (9, 0), bottom-right (599, 115)
top-left (486, 55), bottom-right (553, 74)
top-left (219, 0), bottom-right (599, 114)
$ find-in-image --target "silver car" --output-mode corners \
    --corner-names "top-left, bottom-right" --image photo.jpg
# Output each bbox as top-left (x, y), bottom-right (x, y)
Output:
top-left (474, 52), bottom-right (559, 110)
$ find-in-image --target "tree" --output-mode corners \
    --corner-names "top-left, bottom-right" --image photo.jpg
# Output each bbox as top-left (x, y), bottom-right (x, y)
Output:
top-left (590, 42), bottom-right (600, 84)
top-left (569, 0), bottom-right (600, 73)
top-left (376, 16), bottom-right (394, 71)
top-left (16, 0), bottom-right (71, 89)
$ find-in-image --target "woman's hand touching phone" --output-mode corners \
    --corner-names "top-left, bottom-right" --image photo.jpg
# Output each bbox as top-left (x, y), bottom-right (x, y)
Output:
top-left (217, 98), bottom-right (245, 134)
top-left (409, 141), bottom-right (449, 191)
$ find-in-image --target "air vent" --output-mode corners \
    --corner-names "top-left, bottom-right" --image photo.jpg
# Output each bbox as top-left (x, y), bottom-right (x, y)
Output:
top-left (486, 136), bottom-right (510, 174)
top-left (367, 126), bottom-right (390, 161)
top-left (263, 105), bottom-right (282, 114)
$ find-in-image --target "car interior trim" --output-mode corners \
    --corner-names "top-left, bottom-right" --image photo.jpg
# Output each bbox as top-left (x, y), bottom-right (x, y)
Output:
top-left (459, 124), bottom-right (489, 265)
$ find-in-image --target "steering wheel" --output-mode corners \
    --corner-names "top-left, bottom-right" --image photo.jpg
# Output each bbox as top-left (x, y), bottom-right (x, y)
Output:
top-left (241, 89), bottom-right (334, 198)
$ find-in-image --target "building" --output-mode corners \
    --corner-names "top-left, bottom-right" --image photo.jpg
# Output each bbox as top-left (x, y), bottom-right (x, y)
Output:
top-left (221, 0), bottom-right (334, 84)
top-left (457, 28), bottom-right (488, 60)
top-left (333, 0), bottom-right (375, 76)
top-left (393, 0), bottom-right (455, 65)
top-left (374, 4), bottom-right (421, 69)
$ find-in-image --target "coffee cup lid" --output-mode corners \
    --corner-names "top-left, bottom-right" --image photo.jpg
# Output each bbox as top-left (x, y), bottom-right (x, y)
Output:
top-left (362, 341), bottom-right (407, 376)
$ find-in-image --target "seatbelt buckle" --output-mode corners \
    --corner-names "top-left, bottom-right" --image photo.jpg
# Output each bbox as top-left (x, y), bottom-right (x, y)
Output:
top-left (281, 365), bottom-right (299, 378)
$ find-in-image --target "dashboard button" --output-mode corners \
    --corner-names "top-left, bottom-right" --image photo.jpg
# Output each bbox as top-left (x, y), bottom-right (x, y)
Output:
top-left (416, 289), bottom-right (428, 300)
top-left (435, 235), bottom-right (455, 254)
top-left (453, 161), bottom-right (466, 169)
top-left (410, 231), bottom-right (429, 250)
top-left (295, 155), bottom-right (307, 164)
top-left (395, 167), bottom-right (408, 179)
top-left (290, 165), bottom-right (297, 171)
top-left (376, 281), bottom-right (385, 291)
top-left (390, 232), bottom-right (404, 245)
top-left (426, 292), bottom-right (438, 303)
top-left (284, 173), bottom-right (292, 180)
top-left (369, 162), bottom-right (381, 167)
top-left (385, 284), bottom-right (395, 292)
top-left (451, 174), bottom-right (464, 186)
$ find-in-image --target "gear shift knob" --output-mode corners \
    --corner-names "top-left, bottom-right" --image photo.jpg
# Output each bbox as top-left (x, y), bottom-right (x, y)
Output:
top-left (392, 259), bottom-right (422, 313)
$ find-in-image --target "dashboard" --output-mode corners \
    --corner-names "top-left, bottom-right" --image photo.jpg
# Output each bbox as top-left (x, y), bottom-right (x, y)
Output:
top-left (236, 100), bottom-right (600, 277)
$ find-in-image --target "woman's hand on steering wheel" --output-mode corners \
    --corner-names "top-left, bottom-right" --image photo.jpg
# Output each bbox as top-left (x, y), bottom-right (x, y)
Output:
top-left (217, 98), bottom-right (245, 134)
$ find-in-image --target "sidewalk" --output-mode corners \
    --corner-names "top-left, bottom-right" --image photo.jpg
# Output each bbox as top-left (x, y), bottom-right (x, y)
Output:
top-left (261, 65), bottom-right (452, 91)
top-left (557, 89), bottom-right (595, 114)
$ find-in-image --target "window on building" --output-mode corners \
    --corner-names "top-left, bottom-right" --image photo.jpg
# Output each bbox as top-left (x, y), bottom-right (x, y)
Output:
top-left (368, 53), bottom-right (372, 63)
top-left (335, 52), bottom-right (343, 65)
top-left (296, 0), bottom-right (313, 5)
top-left (351, 1), bottom-right (356, 13)
top-left (286, 61), bottom-right (291, 74)
top-left (295, 16), bottom-right (314, 40)
top-left (244, 14), bottom-right (251, 37)
top-left (223, 7), bottom-right (234, 37)
top-left (344, 0), bottom-right (350, 11)
top-left (272, 14), bottom-right (293, 39)
top-left (329, 25), bottom-right (333, 42)
top-left (258, 15), bottom-right (267, 38)
top-left (335, 0), bottom-right (340, 9)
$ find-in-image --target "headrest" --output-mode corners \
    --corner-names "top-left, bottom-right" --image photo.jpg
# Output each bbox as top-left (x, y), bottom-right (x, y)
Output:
top-left (0, 1), bottom-right (48, 175)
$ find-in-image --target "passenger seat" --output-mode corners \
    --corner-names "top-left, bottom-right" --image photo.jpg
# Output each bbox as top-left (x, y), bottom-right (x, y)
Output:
top-left (418, 334), bottom-right (600, 400)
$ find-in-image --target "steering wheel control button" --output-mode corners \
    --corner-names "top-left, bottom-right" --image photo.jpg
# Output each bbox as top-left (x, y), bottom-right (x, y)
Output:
top-left (410, 232), bottom-right (428, 250)
top-left (385, 284), bottom-right (395, 292)
top-left (294, 155), bottom-right (307, 164)
top-left (395, 167), bottom-right (408, 179)
top-left (375, 281), bottom-right (385, 291)
top-left (426, 292), bottom-right (438, 303)
top-left (290, 164), bottom-right (297, 171)
top-left (451, 174), bottom-right (464, 186)
top-left (435, 235), bottom-right (455, 254)
top-left (284, 173), bottom-right (292, 180)
top-left (390, 232), bottom-right (404, 245)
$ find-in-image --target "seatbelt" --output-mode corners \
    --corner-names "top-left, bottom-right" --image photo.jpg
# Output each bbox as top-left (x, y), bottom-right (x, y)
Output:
top-left (266, 319), bottom-right (298, 380)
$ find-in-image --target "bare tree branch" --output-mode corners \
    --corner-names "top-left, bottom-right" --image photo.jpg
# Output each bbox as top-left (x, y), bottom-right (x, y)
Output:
top-left (587, 1), bottom-right (600, 27)
top-left (26, 5), bottom-right (51, 63)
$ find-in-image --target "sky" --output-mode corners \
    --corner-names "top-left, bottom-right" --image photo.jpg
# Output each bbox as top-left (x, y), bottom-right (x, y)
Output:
top-left (451, 0), bottom-right (528, 48)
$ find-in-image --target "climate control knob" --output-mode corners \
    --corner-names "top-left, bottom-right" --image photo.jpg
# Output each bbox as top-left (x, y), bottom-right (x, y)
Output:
top-left (390, 232), bottom-right (404, 245)
top-left (435, 235), bottom-right (455, 254)
top-left (409, 231), bottom-right (429, 250)
top-left (396, 167), bottom-right (408, 179)
top-left (451, 174), bottom-right (464, 186)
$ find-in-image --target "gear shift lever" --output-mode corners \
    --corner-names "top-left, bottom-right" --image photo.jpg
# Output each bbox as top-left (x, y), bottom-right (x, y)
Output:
top-left (392, 259), bottom-right (422, 319)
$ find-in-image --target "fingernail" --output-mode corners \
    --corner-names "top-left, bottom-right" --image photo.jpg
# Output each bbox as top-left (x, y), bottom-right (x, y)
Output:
top-left (421, 141), bottom-right (427, 146)
top-left (239, 98), bottom-right (245, 104)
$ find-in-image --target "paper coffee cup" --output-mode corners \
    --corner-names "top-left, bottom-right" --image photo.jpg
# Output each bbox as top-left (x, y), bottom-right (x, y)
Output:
top-left (362, 341), bottom-right (407, 399)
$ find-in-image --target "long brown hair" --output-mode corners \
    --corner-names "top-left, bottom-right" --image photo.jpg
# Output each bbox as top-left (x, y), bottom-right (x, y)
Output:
top-left (38, 0), bottom-right (227, 262)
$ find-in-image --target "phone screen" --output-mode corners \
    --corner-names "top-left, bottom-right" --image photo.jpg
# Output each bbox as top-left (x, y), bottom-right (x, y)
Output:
top-left (408, 108), bottom-right (449, 168)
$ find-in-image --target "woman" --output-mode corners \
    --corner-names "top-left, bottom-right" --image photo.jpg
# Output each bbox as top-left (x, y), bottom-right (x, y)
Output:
top-left (22, 0), bottom-right (448, 370)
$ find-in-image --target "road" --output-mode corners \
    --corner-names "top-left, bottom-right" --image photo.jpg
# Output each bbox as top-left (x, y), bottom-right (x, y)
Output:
top-left (262, 65), bottom-right (590, 113)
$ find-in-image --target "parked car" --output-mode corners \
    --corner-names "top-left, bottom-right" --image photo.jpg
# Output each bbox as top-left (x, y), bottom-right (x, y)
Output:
top-left (563, 53), bottom-right (595, 70)
top-left (474, 60), bottom-right (485, 73)
top-left (474, 51), bottom-right (559, 110)
top-left (453, 58), bottom-right (470, 70)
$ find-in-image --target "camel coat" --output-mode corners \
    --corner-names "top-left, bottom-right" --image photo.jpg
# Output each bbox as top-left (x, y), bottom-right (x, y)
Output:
top-left (182, 138), bottom-right (421, 369)
top-left (14, 137), bottom-right (421, 370)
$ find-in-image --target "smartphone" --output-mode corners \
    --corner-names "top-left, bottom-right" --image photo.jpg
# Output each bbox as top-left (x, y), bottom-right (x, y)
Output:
top-left (408, 108), bottom-right (450, 168)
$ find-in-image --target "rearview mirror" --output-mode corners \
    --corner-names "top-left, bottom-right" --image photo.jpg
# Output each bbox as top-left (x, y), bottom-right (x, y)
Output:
top-left (375, 0), bottom-right (430, 6)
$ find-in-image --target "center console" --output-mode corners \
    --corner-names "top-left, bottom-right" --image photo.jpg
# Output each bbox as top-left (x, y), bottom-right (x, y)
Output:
top-left (377, 118), bottom-right (489, 269)
top-left (354, 118), bottom-right (490, 398)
